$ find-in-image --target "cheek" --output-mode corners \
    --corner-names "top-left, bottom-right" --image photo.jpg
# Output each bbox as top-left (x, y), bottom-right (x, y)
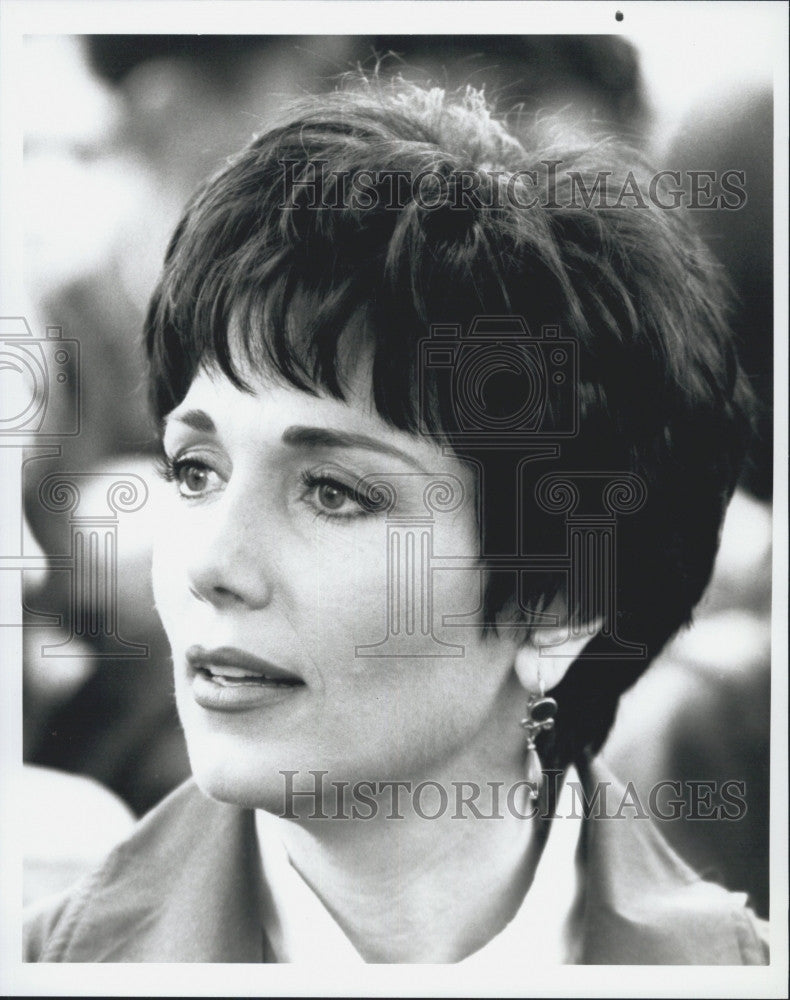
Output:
top-left (306, 519), bottom-right (483, 659)
top-left (299, 524), bottom-right (391, 659)
top-left (302, 513), bottom-right (486, 682)
top-left (304, 528), bottom-right (477, 657)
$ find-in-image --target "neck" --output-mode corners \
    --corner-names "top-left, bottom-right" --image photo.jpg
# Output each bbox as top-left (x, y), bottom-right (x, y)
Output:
top-left (272, 757), bottom-right (546, 963)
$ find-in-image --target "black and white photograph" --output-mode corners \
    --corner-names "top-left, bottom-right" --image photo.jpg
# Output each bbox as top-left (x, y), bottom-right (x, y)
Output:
top-left (1, 1), bottom-right (786, 995)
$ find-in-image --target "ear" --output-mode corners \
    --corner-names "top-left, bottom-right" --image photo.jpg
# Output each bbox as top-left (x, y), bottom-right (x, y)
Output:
top-left (513, 618), bottom-right (602, 693)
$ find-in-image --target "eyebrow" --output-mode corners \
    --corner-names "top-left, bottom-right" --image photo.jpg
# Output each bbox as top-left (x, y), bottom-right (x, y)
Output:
top-left (282, 426), bottom-right (429, 472)
top-left (163, 409), bottom-right (217, 434)
top-left (163, 411), bottom-right (429, 472)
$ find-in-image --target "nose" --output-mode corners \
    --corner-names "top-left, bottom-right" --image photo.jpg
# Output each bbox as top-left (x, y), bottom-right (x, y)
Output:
top-left (185, 488), bottom-right (276, 612)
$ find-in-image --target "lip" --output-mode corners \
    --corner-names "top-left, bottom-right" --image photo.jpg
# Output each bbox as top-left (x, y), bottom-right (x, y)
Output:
top-left (185, 644), bottom-right (305, 712)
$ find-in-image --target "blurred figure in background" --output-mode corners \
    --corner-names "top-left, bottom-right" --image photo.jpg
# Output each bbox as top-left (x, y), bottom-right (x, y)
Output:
top-left (603, 84), bottom-right (773, 917)
top-left (23, 763), bottom-right (135, 907)
top-left (23, 35), bottom-right (360, 814)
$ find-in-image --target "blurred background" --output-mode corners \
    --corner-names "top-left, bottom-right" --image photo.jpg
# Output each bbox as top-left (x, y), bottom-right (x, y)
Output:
top-left (17, 33), bottom-right (772, 912)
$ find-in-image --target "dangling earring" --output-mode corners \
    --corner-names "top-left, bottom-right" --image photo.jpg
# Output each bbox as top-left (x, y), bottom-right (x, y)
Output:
top-left (520, 670), bottom-right (558, 800)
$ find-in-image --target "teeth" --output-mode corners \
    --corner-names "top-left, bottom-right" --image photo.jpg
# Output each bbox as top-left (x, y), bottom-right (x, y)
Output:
top-left (206, 665), bottom-right (260, 680)
top-left (202, 665), bottom-right (294, 687)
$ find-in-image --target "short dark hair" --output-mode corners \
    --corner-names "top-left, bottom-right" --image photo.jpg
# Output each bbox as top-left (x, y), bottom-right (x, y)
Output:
top-left (145, 78), bottom-right (750, 767)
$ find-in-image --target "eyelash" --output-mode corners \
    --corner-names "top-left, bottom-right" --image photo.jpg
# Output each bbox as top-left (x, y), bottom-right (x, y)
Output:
top-left (155, 454), bottom-right (211, 494)
top-left (155, 455), bottom-right (377, 522)
top-left (299, 470), bottom-right (376, 521)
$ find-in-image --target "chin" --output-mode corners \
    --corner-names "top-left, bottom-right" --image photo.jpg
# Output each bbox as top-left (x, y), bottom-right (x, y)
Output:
top-left (179, 720), bottom-right (292, 812)
top-left (188, 746), bottom-right (292, 812)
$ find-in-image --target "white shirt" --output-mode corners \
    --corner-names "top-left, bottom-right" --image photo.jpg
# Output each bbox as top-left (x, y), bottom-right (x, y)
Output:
top-left (255, 767), bottom-right (583, 964)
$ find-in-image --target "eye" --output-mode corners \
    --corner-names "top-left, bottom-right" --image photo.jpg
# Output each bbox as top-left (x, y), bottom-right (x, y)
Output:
top-left (316, 481), bottom-right (349, 511)
top-left (300, 470), bottom-right (377, 520)
top-left (179, 462), bottom-right (215, 497)
top-left (157, 456), bottom-right (223, 499)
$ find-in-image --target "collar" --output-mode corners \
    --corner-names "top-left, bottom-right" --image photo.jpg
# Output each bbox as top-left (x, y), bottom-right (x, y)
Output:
top-left (575, 755), bottom-right (766, 963)
top-left (254, 767), bottom-right (585, 964)
top-left (43, 780), bottom-right (266, 962)
top-left (37, 759), bottom-right (765, 964)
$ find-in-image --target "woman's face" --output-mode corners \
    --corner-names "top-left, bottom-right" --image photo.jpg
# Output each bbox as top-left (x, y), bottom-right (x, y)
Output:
top-left (152, 354), bottom-right (526, 811)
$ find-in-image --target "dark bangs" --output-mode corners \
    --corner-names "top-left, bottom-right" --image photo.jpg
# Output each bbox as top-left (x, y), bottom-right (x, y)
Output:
top-left (144, 86), bottom-right (581, 435)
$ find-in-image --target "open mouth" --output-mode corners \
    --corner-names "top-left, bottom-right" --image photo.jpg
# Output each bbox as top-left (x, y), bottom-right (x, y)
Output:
top-left (195, 664), bottom-right (300, 688)
top-left (185, 644), bottom-right (306, 693)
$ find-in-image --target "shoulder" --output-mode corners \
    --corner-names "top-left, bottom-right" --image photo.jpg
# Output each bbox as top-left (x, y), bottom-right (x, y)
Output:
top-left (23, 779), bottom-right (215, 962)
top-left (575, 757), bottom-right (769, 964)
top-left (23, 765), bottom-right (136, 908)
top-left (24, 886), bottom-right (79, 963)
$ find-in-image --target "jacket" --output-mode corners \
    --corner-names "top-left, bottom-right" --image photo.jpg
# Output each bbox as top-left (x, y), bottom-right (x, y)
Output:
top-left (24, 761), bottom-right (769, 964)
